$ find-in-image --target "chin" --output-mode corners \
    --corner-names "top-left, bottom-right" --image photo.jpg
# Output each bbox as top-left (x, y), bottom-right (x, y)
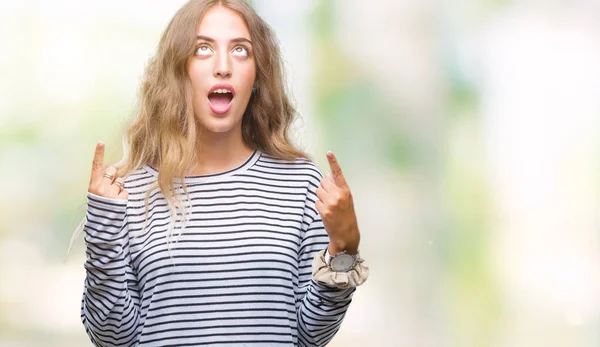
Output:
top-left (197, 113), bottom-right (242, 134)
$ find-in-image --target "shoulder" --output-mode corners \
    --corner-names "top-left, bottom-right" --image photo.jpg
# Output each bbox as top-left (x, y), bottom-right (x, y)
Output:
top-left (121, 166), bottom-right (157, 194)
top-left (253, 152), bottom-right (324, 193)
top-left (256, 152), bottom-right (323, 181)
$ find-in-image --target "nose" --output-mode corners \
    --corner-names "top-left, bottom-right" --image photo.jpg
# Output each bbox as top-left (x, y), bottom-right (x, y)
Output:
top-left (213, 51), bottom-right (232, 79)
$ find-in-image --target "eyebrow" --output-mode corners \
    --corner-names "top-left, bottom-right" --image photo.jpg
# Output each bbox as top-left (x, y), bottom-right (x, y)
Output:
top-left (196, 35), bottom-right (252, 45)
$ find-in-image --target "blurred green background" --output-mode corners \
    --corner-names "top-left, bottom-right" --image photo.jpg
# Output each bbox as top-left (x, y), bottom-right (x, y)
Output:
top-left (1, 0), bottom-right (599, 346)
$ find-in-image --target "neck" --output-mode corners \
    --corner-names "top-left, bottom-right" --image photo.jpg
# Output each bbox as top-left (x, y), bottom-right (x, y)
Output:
top-left (190, 126), bottom-right (254, 176)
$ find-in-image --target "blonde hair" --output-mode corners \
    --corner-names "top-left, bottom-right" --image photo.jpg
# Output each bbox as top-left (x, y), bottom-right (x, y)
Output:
top-left (70, 0), bottom-right (308, 252)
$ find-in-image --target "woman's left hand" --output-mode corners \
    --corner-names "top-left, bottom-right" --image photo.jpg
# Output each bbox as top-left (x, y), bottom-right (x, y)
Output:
top-left (315, 151), bottom-right (361, 255)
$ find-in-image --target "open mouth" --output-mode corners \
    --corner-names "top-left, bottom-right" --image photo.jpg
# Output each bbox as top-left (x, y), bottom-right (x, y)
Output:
top-left (207, 87), bottom-right (235, 115)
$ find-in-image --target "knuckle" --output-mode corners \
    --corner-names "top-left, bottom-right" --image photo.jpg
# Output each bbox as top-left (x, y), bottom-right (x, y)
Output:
top-left (332, 193), bottom-right (342, 203)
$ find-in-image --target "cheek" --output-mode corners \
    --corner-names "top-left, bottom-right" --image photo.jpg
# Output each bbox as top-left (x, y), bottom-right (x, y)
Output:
top-left (188, 62), bottom-right (207, 90)
top-left (239, 62), bottom-right (256, 90)
top-left (187, 72), bottom-right (198, 92)
top-left (246, 71), bottom-right (256, 88)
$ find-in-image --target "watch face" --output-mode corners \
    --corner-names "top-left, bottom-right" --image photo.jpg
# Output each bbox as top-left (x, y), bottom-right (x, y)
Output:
top-left (331, 254), bottom-right (354, 272)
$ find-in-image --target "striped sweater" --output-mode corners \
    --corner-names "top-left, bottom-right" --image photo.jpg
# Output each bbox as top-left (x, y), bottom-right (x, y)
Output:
top-left (80, 150), bottom-right (356, 346)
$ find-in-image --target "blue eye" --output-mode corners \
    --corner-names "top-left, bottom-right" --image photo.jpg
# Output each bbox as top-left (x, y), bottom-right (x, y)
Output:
top-left (231, 46), bottom-right (249, 57)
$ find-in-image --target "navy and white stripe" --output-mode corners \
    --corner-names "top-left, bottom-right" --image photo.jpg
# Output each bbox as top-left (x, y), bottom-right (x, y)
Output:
top-left (81, 150), bottom-right (355, 346)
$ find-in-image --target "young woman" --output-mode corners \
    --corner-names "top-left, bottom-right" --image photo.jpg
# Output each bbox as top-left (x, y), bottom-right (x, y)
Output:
top-left (81, 0), bottom-right (369, 346)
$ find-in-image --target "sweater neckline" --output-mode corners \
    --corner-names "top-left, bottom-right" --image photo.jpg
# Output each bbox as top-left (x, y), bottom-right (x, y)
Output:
top-left (143, 149), bottom-right (261, 184)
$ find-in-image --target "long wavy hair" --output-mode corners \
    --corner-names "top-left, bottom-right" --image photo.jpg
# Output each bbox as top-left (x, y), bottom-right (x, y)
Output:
top-left (71, 0), bottom-right (309, 250)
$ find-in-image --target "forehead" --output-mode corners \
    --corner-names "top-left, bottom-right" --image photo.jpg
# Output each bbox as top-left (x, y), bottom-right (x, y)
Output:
top-left (196, 5), bottom-right (251, 39)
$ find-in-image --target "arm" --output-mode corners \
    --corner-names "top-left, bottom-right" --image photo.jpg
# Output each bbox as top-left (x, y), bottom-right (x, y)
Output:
top-left (296, 213), bottom-right (356, 347)
top-left (81, 192), bottom-right (141, 347)
top-left (295, 152), bottom-right (369, 346)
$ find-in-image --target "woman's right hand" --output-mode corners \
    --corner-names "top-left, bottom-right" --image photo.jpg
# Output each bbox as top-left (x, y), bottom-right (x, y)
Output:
top-left (88, 141), bottom-right (128, 200)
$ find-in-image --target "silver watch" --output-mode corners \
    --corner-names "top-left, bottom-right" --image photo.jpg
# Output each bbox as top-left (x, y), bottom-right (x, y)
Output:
top-left (325, 249), bottom-right (359, 272)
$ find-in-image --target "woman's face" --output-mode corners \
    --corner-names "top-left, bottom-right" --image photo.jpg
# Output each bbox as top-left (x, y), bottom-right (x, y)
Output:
top-left (188, 5), bottom-right (256, 135)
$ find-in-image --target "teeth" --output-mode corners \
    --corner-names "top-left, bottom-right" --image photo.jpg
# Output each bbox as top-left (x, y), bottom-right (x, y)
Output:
top-left (211, 88), bottom-right (231, 94)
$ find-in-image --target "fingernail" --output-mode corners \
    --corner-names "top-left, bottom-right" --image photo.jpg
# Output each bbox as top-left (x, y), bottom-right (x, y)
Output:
top-left (326, 151), bottom-right (333, 157)
top-left (326, 172), bottom-right (332, 179)
top-left (98, 141), bottom-right (104, 147)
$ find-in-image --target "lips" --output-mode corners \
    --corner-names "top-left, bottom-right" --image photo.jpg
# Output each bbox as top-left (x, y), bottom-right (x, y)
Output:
top-left (207, 84), bottom-right (235, 115)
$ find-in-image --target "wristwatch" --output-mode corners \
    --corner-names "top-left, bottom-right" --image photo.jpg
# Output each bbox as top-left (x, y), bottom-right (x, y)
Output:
top-left (325, 248), bottom-right (360, 272)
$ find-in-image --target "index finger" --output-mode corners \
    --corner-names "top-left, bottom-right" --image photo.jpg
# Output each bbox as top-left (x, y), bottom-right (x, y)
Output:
top-left (326, 151), bottom-right (347, 187)
top-left (90, 141), bottom-right (105, 184)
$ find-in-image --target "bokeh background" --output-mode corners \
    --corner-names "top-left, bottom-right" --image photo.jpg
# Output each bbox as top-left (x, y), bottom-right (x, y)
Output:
top-left (1, 0), bottom-right (599, 346)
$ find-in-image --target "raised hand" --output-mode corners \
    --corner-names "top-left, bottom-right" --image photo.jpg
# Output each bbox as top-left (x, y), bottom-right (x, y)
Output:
top-left (315, 151), bottom-right (360, 255)
top-left (88, 141), bottom-right (128, 200)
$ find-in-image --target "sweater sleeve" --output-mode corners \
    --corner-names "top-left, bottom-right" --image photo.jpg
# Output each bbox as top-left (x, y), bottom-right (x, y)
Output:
top-left (80, 192), bottom-right (141, 347)
top-left (295, 173), bottom-right (356, 347)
